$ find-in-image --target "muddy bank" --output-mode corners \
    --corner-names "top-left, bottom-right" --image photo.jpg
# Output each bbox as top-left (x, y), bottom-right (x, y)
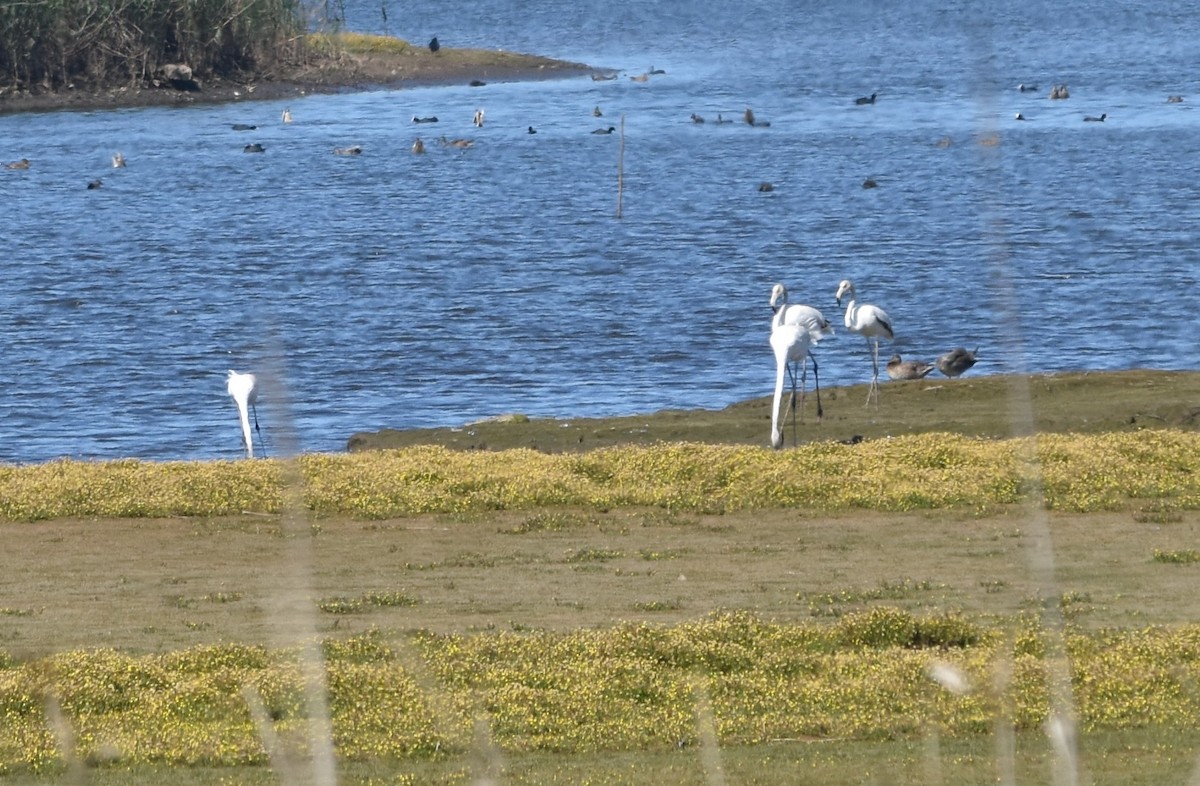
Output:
top-left (347, 369), bottom-right (1200, 453)
top-left (0, 46), bottom-right (593, 115)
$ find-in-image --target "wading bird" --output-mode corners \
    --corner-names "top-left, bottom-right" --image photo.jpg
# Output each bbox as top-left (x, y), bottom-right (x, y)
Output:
top-left (226, 370), bottom-right (263, 458)
top-left (770, 283), bottom-right (833, 429)
top-left (835, 279), bottom-right (894, 406)
top-left (886, 354), bottom-right (934, 380)
top-left (936, 347), bottom-right (978, 378)
top-left (770, 304), bottom-right (816, 451)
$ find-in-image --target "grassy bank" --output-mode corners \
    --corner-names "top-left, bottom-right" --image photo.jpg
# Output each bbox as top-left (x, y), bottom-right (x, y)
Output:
top-left (0, 16), bottom-right (589, 114)
top-left (1, 369), bottom-right (1197, 783)
top-left (2, 429), bottom-right (1199, 520)
top-left (348, 369), bottom-right (1200, 452)
top-left (2, 616), bottom-right (1200, 778)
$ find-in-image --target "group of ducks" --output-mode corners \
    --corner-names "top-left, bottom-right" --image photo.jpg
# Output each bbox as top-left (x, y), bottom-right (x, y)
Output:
top-left (1013, 83), bottom-right (1184, 123)
top-left (768, 281), bottom-right (976, 450)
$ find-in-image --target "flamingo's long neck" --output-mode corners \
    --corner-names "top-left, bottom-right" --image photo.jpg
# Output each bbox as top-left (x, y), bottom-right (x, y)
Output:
top-left (771, 348), bottom-right (788, 448)
top-left (770, 307), bottom-right (790, 448)
top-left (237, 401), bottom-right (254, 458)
top-left (843, 296), bottom-right (858, 331)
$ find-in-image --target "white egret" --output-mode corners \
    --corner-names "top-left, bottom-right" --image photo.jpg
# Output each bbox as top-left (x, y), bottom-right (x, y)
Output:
top-left (769, 283), bottom-right (832, 424)
top-left (226, 370), bottom-right (263, 458)
top-left (936, 347), bottom-right (978, 378)
top-left (835, 279), bottom-right (894, 406)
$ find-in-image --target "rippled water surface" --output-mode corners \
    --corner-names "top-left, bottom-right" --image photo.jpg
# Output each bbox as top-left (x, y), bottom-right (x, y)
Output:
top-left (3, 0), bottom-right (1198, 462)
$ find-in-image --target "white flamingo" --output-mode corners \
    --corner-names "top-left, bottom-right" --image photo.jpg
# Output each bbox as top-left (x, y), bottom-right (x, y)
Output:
top-left (770, 308), bottom-right (815, 450)
top-left (769, 283), bottom-right (833, 424)
top-left (226, 370), bottom-right (263, 458)
top-left (835, 279), bottom-right (894, 406)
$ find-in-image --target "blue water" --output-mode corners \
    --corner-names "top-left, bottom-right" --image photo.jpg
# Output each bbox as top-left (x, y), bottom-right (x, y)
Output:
top-left (2, 0), bottom-right (1198, 463)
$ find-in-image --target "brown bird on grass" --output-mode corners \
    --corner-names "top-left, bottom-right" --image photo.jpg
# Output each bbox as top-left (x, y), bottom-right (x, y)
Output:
top-left (886, 354), bottom-right (934, 380)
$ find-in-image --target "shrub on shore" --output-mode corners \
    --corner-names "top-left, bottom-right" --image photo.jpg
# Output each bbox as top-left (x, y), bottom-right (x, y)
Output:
top-left (0, 0), bottom-right (309, 91)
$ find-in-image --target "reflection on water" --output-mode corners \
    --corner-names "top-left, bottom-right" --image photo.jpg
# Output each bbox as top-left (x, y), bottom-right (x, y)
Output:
top-left (2, 0), bottom-right (1198, 462)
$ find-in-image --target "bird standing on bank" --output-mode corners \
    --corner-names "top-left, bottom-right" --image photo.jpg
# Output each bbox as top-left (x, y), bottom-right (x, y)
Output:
top-left (936, 347), bottom-right (978, 378)
top-left (428, 36), bottom-right (440, 53)
top-left (835, 279), bottom-right (894, 406)
top-left (226, 370), bottom-right (264, 458)
top-left (769, 283), bottom-right (833, 426)
top-left (770, 303), bottom-right (816, 451)
top-left (886, 354), bottom-right (934, 380)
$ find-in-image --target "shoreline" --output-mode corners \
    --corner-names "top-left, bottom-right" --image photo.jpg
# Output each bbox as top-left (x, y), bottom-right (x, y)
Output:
top-left (0, 46), bottom-right (594, 116)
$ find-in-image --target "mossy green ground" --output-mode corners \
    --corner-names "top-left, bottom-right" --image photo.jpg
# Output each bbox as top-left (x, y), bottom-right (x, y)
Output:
top-left (2, 370), bottom-right (1199, 784)
top-left (347, 369), bottom-right (1200, 452)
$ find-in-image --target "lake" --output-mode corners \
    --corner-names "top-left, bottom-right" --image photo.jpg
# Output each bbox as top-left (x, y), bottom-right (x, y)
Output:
top-left (2, 0), bottom-right (1197, 463)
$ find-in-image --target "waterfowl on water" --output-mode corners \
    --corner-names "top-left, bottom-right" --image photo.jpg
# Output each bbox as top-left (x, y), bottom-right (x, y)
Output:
top-left (412, 138), bottom-right (426, 154)
top-left (527, 126), bottom-right (537, 134)
top-left (1083, 113), bottom-right (1107, 122)
top-left (649, 66), bottom-right (666, 75)
top-left (4, 158), bottom-right (30, 169)
top-left (1017, 83), bottom-right (1038, 92)
top-left (112, 151), bottom-right (126, 167)
top-left (231, 123), bottom-right (257, 131)
top-left (862, 178), bottom-right (878, 189)
top-left (473, 108), bottom-right (485, 127)
top-left (87, 179), bottom-right (103, 190)
top-left (1049, 84), bottom-right (1069, 99)
top-left (1015, 112), bottom-right (1027, 120)
top-left (438, 136), bottom-right (474, 148)
top-left (690, 113), bottom-right (705, 123)
top-left (593, 106), bottom-right (603, 117)
top-left (1167, 95), bottom-right (1184, 103)
top-left (591, 126), bottom-right (616, 134)
top-left (714, 113), bottom-right (733, 124)
top-left (243, 143), bottom-right (265, 153)
top-left (590, 73), bottom-right (617, 81)
top-left (630, 73), bottom-right (650, 82)
top-left (886, 354), bottom-right (934, 381)
top-left (758, 182), bottom-right (774, 192)
top-left (412, 115), bottom-right (439, 124)
top-left (281, 108), bottom-right (293, 123)
top-left (469, 80), bottom-right (486, 87)
top-left (743, 107), bottom-right (770, 127)
top-left (936, 347), bottom-right (978, 378)
top-left (855, 92), bottom-right (877, 105)
top-left (333, 146), bottom-right (363, 155)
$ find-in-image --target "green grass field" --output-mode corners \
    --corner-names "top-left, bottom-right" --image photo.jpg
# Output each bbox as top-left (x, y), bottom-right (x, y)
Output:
top-left (2, 370), bottom-right (1199, 784)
